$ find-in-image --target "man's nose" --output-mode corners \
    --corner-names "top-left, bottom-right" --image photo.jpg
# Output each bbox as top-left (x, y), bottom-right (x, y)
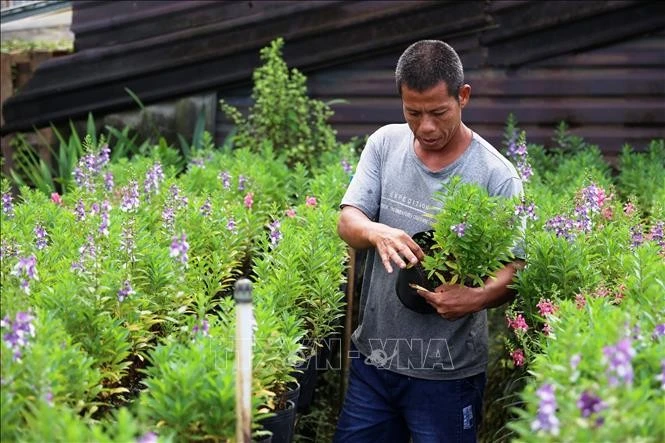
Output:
top-left (419, 115), bottom-right (436, 134)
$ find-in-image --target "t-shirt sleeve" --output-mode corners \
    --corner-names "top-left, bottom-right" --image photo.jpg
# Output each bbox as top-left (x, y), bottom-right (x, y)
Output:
top-left (340, 135), bottom-right (382, 221)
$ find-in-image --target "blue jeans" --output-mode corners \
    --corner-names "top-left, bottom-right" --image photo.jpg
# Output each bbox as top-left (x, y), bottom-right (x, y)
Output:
top-left (334, 349), bottom-right (486, 443)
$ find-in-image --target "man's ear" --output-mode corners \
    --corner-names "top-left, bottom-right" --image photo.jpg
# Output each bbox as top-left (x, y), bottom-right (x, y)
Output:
top-left (459, 84), bottom-right (471, 107)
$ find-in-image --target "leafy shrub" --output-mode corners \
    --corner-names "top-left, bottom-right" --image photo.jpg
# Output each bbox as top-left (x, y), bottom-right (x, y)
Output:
top-left (219, 38), bottom-right (337, 170)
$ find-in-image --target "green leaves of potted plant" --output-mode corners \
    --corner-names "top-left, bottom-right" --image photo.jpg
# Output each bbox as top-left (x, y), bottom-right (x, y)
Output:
top-left (396, 176), bottom-right (522, 313)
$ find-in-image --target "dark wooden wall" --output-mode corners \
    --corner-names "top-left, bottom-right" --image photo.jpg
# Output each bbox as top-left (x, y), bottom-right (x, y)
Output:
top-left (2, 0), bottom-right (664, 157)
top-left (219, 17), bottom-right (665, 155)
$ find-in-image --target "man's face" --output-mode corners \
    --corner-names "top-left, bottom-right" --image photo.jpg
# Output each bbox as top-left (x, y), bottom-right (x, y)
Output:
top-left (401, 81), bottom-right (469, 152)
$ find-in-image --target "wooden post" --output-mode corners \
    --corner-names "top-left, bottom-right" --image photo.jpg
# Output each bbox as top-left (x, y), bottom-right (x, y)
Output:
top-left (234, 278), bottom-right (253, 443)
top-left (340, 247), bottom-right (356, 406)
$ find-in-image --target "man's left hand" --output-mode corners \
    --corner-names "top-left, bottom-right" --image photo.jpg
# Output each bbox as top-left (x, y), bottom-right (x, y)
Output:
top-left (416, 284), bottom-right (483, 320)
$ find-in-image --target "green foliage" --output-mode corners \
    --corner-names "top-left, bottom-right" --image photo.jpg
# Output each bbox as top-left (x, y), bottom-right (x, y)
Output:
top-left (616, 140), bottom-right (665, 217)
top-left (1, 39), bottom-right (73, 53)
top-left (220, 38), bottom-right (338, 170)
top-left (508, 256), bottom-right (664, 442)
top-left (422, 176), bottom-right (520, 287)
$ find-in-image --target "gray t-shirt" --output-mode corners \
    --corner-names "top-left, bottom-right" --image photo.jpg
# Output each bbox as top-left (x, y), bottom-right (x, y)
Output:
top-left (341, 123), bottom-right (523, 380)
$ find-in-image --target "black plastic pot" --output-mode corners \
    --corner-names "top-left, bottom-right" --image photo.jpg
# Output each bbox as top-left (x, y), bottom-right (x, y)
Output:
top-left (293, 356), bottom-right (317, 413)
top-left (259, 400), bottom-right (296, 443)
top-left (252, 431), bottom-right (273, 443)
top-left (395, 230), bottom-right (437, 314)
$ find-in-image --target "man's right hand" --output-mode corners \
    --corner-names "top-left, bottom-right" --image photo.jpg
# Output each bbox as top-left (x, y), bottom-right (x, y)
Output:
top-left (338, 206), bottom-right (425, 274)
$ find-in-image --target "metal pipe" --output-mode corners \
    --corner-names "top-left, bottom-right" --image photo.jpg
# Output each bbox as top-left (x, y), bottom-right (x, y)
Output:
top-left (234, 278), bottom-right (253, 443)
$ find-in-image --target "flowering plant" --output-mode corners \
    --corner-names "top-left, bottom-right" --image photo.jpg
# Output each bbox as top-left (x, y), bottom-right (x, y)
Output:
top-left (421, 175), bottom-right (521, 287)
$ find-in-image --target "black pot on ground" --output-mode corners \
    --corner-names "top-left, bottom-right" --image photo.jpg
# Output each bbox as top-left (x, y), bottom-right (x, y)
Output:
top-left (252, 431), bottom-right (273, 443)
top-left (293, 356), bottom-right (317, 414)
top-left (259, 400), bottom-right (296, 443)
top-left (319, 331), bottom-right (342, 369)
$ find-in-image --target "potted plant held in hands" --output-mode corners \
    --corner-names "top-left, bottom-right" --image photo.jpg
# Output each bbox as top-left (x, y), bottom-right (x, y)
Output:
top-left (396, 175), bottom-right (523, 314)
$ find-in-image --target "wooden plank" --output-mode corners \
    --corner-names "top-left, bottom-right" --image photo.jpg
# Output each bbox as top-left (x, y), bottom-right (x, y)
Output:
top-left (481, 1), bottom-right (637, 45)
top-left (308, 97), bottom-right (665, 126)
top-left (531, 34), bottom-right (665, 68)
top-left (305, 68), bottom-right (664, 98)
top-left (485, 2), bottom-right (665, 67)
top-left (72, 1), bottom-right (334, 51)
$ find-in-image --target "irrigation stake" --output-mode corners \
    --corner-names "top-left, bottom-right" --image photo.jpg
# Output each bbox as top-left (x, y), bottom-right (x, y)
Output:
top-left (235, 278), bottom-right (253, 443)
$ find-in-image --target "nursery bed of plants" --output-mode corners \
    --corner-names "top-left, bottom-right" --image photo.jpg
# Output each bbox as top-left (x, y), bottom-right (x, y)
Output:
top-left (2, 38), bottom-right (664, 442)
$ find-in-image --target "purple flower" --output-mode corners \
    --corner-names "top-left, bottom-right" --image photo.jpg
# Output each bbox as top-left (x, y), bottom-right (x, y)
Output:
top-left (98, 144), bottom-right (111, 169)
top-left (630, 225), bottom-right (644, 248)
top-left (2, 192), bottom-right (14, 218)
top-left (220, 171), bottom-right (231, 190)
top-left (44, 389), bottom-right (54, 406)
top-left (117, 279), bottom-right (135, 302)
top-left (120, 181), bottom-right (140, 212)
top-left (451, 222), bottom-right (467, 237)
top-left (603, 337), bottom-right (635, 386)
top-left (99, 201), bottom-right (111, 236)
top-left (577, 390), bottom-right (606, 419)
top-left (34, 223), bottom-right (48, 250)
top-left (341, 159), bottom-right (353, 174)
top-left (226, 218), bottom-right (237, 233)
top-left (517, 159), bottom-right (533, 182)
top-left (200, 197), bottom-right (212, 217)
top-left (192, 318), bottom-right (210, 337)
top-left (162, 206), bottom-right (175, 231)
top-left (170, 233), bottom-right (189, 266)
top-left (12, 255), bottom-right (38, 294)
top-left (530, 383), bottom-right (559, 435)
top-left (168, 185), bottom-right (188, 209)
top-left (570, 353), bottom-right (581, 371)
top-left (144, 162), bottom-right (165, 199)
top-left (137, 431), bottom-right (158, 443)
top-left (74, 199), bottom-right (86, 221)
top-left (653, 324), bottom-right (665, 340)
top-left (120, 221), bottom-right (136, 263)
top-left (1, 311), bottom-right (36, 362)
top-left (268, 219), bottom-right (282, 247)
top-left (515, 199), bottom-right (538, 221)
top-left (545, 215), bottom-right (577, 241)
top-left (649, 221), bottom-right (664, 247)
top-left (104, 171), bottom-right (114, 192)
top-left (238, 175), bottom-right (247, 191)
top-left (71, 236), bottom-right (97, 274)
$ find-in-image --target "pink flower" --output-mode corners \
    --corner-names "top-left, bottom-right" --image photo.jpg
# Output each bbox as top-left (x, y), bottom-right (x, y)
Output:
top-left (536, 298), bottom-right (558, 317)
top-left (511, 349), bottom-right (525, 367)
top-left (507, 314), bottom-right (529, 333)
top-left (575, 293), bottom-right (587, 309)
top-left (623, 202), bottom-right (636, 216)
top-left (285, 208), bottom-right (296, 218)
top-left (305, 196), bottom-right (317, 207)
top-left (601, 206), bottom-right (613, 220)
top-left (543, 323), bottom-right (554, 336)
top-left (51, 193), bottom-right (62, 205)
top-left (244, 192), bottom-right (254, 209)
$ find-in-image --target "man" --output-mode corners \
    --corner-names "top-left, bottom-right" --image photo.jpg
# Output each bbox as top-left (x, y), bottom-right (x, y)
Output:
top-left (334, 40), bottom-right (524, 442)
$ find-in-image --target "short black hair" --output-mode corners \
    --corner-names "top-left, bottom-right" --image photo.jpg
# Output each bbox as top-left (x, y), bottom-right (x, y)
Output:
top-left (395, 40), bottom-right (464, 99)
